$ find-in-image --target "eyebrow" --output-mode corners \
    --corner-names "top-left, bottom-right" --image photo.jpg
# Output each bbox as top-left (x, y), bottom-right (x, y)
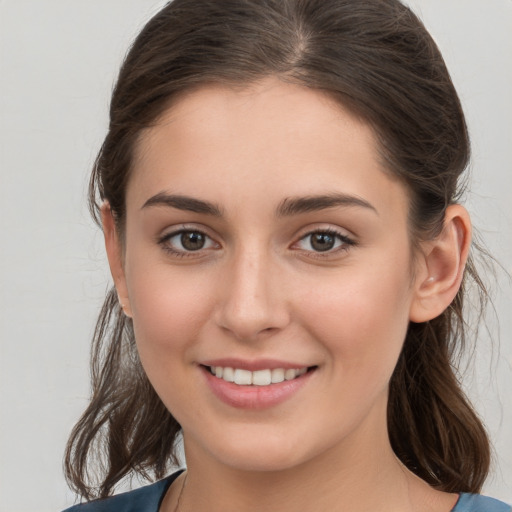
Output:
top-left (141, 192), bottom-right (377, 217)
top-left (276, 193), bottom-right (378, 217)
top-left (142, 192), bottom-right (223, 216)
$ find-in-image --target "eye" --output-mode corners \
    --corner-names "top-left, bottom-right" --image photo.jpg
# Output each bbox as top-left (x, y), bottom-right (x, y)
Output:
top-left (295, 229), bottom-right (355, 253)
top-left (159, 229), bottom-right (218, 255)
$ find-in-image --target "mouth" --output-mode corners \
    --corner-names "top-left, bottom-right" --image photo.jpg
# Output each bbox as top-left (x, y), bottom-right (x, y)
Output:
top-left (201, 365), bottom-right (317, 386)
top-left (200, 362), bottom-right (318, 409)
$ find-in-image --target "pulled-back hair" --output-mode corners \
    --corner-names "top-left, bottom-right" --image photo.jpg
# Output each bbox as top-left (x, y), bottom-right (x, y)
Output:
top-left (65, 0), bottom-right (490, 500)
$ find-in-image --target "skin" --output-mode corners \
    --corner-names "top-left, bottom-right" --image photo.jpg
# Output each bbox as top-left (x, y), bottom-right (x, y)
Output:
top-left (103, 78), bottom-right (471, 512)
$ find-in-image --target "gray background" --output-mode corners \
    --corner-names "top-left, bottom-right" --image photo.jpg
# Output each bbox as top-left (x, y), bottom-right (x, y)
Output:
top-left (0, 1), bottom-right (511, 510)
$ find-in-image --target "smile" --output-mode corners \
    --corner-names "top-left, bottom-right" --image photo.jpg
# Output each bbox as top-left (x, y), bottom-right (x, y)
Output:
top-left (207, 366), bottom-right (309, 386)
top-left (202, 364), bottom-right (317, 409)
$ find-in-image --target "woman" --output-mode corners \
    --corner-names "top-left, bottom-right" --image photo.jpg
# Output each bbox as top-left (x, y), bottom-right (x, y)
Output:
top-left (63, 0), bottom-right (511, 510)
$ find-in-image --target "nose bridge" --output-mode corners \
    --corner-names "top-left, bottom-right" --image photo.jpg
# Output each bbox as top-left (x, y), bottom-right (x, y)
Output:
top-left (216, 242), bottom-right (288, 340)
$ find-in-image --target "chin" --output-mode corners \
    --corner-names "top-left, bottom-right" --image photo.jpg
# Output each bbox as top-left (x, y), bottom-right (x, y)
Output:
top-left (189, 425), bottom-right (323, 474)
top-left (215, 447), bottom-right (308, 473)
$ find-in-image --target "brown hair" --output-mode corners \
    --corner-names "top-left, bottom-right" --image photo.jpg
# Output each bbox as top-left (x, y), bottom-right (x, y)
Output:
top-left (65, 0), bottom-right (491, 500)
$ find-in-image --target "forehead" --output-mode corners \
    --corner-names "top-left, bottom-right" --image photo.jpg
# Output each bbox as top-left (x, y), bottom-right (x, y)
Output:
top-left (134, 78), bottom-right (375, 168)
top-left (128, 78), bottom-right (408, 219)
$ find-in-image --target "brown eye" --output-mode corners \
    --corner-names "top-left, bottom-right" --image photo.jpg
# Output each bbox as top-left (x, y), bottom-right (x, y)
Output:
top-left (180, 231), bottom-right (206, 251)
top-left (310, 233), bottom-right (336, 252)
top-left (160, 229), bottom-right (217, 255)
top-left (295, 230), bottom-right (355, 254)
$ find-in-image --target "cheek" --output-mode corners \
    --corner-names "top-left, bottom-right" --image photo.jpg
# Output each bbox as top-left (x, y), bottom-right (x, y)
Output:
top-left (296, 261), bottom-right (412, 382)
top-left (125, 259), bottom-right (216, 364)
top-left (124, 261), bottom-right (220, 420)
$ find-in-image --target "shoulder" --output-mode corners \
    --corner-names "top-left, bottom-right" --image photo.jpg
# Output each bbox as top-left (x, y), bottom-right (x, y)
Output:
top-left (61, 471), bottom-right (183, 512)
top-left (452, 493), bottom-right (511, 512)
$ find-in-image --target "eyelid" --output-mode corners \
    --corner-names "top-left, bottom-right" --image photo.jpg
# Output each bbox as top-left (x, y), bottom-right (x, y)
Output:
top-left (156, 223), bottom-right (356, 258)
top-left (157, 224), bottom-right (221, 257)
top-left (290, 226), bottom-right (357, 256)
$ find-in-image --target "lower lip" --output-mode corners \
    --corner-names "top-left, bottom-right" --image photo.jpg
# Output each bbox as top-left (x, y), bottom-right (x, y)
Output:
top-left (201, 366), bottom-right (315, 409)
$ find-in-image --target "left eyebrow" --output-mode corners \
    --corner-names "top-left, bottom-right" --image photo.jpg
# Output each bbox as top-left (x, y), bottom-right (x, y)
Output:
top-left (141, 192), bottom-right (223, 216)
top-left (276, 193), bottom-right (378, 217)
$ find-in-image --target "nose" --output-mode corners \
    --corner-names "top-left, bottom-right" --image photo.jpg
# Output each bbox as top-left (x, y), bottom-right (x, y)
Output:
top-left (214, 247), bottom-right (290, 342)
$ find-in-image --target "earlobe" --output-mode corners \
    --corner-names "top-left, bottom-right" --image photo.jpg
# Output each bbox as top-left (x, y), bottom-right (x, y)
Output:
top-left (409, 205), bottom-right (471, 323)
top-left (101, 202), bottom-right (133, 318)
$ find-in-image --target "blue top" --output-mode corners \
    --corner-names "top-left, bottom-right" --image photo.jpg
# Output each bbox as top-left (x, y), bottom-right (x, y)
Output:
top-left (63, 471), bottom-right (511, 512)
top-left (62, 471), bottom-right (182, 512)
top-left (452, 493), bottom-right (511, 512)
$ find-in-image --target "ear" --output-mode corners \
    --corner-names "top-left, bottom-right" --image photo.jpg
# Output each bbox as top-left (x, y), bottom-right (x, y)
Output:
top-left (101, 202), bottom-right (133, 318)
top-left (409, 204), bottom-right (471, 323)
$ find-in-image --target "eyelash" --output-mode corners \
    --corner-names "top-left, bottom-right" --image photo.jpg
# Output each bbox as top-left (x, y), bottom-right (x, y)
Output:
top-left (158, 228), bottom-right (216, 258)
top-left (293, 228), bottom-right (357, 258)
top-left (157, 227), bottom-right (356, 258)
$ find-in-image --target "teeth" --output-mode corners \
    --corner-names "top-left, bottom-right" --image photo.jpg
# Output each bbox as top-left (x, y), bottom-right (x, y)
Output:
top-left (208, 366), bottom-right (309, 386)
top-left (234, 369), bottom-right (252, 385)
top-left (284, 369), bottom-right (297, 381)
top-left (271, 368), bottom-right (285, 384)
top-left (223, 367), bottom-right (235, 382)
top-left (252, 369), bottom-right (272, 386)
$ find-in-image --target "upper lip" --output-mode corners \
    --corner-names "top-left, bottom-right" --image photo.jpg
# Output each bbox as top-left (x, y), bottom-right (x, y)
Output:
top-left (200, 358), bottom-right (313, 371)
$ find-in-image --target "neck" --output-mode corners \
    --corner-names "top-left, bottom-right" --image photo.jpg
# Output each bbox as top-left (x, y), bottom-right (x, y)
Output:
top-left (164, 397), bottom-right (458, 512)
top-left (171, 423), bottom-right (440, 512)
top-left (186, 448), bottom-right (407, 512)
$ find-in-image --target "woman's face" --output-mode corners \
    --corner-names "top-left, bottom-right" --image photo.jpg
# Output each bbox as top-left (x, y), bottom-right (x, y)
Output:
top-left (113, 78), bottom-right (424, 472)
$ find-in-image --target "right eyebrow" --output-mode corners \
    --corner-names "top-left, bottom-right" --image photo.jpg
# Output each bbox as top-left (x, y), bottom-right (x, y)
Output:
top-left (276, 193), bottom-right (378, 217)
top-left (141, 192), bottom-right (223, 217)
